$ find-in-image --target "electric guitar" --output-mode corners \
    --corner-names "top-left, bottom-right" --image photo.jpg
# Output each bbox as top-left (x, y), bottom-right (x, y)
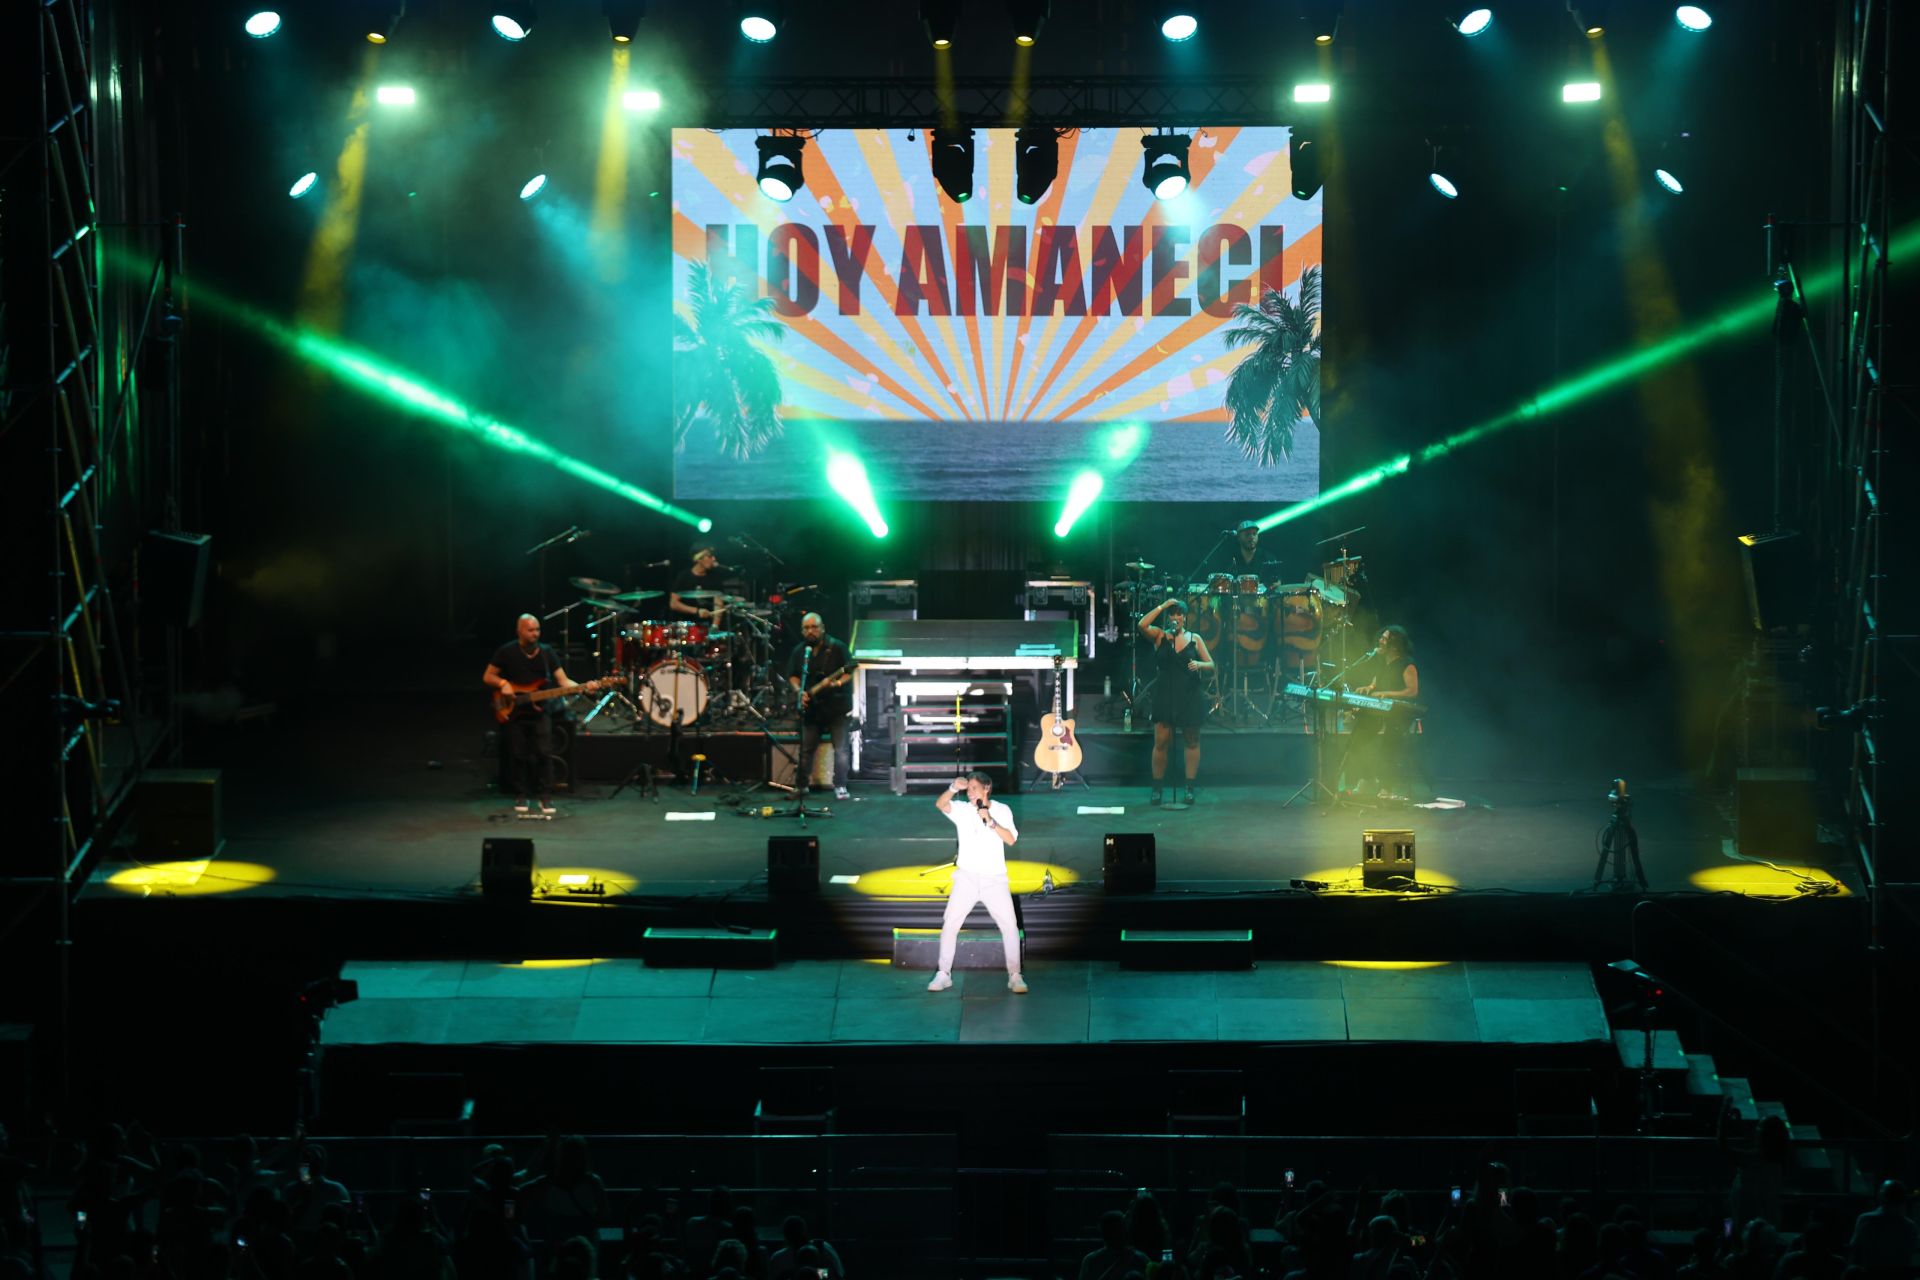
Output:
top-left (1033, 653), bottom-right (1082, 784)
top-left (492, 677), bottom-right (615, 724)
top-left (799, 667), bottom-right (852, 711)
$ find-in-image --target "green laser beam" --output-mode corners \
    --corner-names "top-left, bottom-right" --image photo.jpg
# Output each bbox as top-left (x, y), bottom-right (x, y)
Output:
top-left (827, 452), bottom-right (889, 537)
top-left (105, 250), bottom-right (705, 530)
top-left (1258, 219), bottom-right (1917, 530)
top-left (1053, 470), bottom-right (1105, 537)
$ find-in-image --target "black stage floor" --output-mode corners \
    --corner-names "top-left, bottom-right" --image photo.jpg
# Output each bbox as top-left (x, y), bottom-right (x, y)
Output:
top-left (80, 692), bottom-right (1859, 966)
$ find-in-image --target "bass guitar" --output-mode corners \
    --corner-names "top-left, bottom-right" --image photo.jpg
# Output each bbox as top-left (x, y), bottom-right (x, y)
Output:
top-left (492, 677), bottom-right (616, 725)
top-left (1033, 653), bottom-right (1082, 785)
top-left (799, 667), bottom-right (853, 711)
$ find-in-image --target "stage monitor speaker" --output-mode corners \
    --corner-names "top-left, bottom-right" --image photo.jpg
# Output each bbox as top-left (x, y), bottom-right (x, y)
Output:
top-left (1735, 767), bottom-right (1816, 862)
top-left (768, 835), bottom-right (819, 895)
top-left (1738, 530), bottom-right (1811, 633)
top-left (136, 768), bottom-right (224, 859)
top-left (1362, 828), bottom-right (1416, 888)
top-left (1103, 833), bottom-right (1156, 894)
top-left (142, 530), bottom-right (213, 629)
top-left (481, 837), bottom-right (536, 902)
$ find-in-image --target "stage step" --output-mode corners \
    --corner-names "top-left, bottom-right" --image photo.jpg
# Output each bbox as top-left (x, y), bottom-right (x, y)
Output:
top-left (1612, 1027), bottom-right (1687, 1072)
top-left (1119, 929), bottom-right (1254, 971)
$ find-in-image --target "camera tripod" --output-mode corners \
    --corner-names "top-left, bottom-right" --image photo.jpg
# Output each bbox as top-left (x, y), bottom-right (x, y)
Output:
top-left (1593, 779), bottom-right (1647, 891)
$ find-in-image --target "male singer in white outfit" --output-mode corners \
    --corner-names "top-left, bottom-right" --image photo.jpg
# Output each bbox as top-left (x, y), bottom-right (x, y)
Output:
top-left (928, 771), bottom-right (1028, 995)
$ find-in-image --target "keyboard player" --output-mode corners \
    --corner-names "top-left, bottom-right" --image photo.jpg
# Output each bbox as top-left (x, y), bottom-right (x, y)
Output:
top-left (1340, 624), bottom-right (1420, 801)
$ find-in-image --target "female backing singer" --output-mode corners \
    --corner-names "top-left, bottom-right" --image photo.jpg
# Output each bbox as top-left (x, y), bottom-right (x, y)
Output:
top-left (1341, 624), bottom-right (1419, 801)
top-left (1139, 598), bottom-right (1215, 805)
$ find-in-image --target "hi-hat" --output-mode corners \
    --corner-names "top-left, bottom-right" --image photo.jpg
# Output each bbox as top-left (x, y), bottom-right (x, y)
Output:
top-left (675, 589), bottom-right (724, 600)
top-left (1125, 559), bottom-right (1155, 572)
top-left (570, 576), bottom-right (622, 595)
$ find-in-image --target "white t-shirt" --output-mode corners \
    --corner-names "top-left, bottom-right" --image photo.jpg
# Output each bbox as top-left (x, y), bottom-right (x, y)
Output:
top-left (946, 796), bottom-right (1018, 876)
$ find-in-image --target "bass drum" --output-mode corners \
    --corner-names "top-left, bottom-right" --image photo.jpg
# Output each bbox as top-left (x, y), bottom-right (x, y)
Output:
top-left (639, 659), bottom-right (709, 727)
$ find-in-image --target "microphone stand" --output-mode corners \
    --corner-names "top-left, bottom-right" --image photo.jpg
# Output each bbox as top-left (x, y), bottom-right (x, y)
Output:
top-left (525, 524), bottom-right (582, 615)
top-left (1283, 650), bottom-right (1378, 811)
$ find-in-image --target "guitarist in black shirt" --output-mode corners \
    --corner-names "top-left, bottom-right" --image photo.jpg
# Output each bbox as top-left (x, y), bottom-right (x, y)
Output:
top-left (786, 612), bottom-right (854, 800)
top-left (484, 613), bottom-right (581, 812)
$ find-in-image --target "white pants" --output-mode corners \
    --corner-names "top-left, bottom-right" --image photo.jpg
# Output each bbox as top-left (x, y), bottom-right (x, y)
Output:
top-left (937, 867), bottom-right (1022, 975)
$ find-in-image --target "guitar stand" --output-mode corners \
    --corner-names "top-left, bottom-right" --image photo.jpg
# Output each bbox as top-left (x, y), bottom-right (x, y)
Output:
top-left (1025, 762), bottom-right (1091, 792)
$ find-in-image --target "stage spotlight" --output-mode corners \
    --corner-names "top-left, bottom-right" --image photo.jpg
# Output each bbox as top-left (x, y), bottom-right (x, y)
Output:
top-left (1562, 81), bottom-right (1601, 103)
top-left (623, 88), bottom-right (663, 111)
top-left (1674, 5), bottom-right (1711, 31)
top-left (491, 3), bottom-right (535, 40)
top-left (1054, 472), bottom-right (1104, 538)
top-left (374, 84), bottom-right (416, 105)
top-left (1305, 0), bottom-right (1341, 44)
top-left (1566, 0), bottom-right (1606, 37)
top-left (739, 2), bottom-right (781, 42)
top-left (931, 128), bottom-right (976, 203)
top-left (243, 10), bottom-right (282, 38)
top-left (755, 134), bottom-right (806, 202)
top-left (1007, 0), bottom-right (1049, 46)
top-left (1653, 130), bottom-right (1693, 194)
top-left (288, 171), bottom-right (319, 199)
top-left (519, 173), bottom-right (549, 201)
top-left (365, 2), bottom-right (404, 43)
top-left (1448, 7), bottom-right (1492, 36)
top-left (697, 517), bottom-right (714, 534)
top-left (604, 0), bottom-right (646, 42)
top-left (1160, 10), bottom-right (1198, 41)
top-left (1289, 131), bottom-right (1323, 200)
top-left (1429, 171), bottom-right (1459, 199)
top-left (1140, 130), bottom-right (1191, 200)
top-left (920, 0), bottom-right (959, 48)
top-left (1015, 128), bottom-right (1059, 204)
top-left (1293, 82), bottom-right (1331, 103)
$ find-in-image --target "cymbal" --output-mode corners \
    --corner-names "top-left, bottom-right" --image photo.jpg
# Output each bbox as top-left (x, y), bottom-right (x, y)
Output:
top-left (676, 589), bottom-right (724, 600)
top-left (586, 597), bottom-right (635, 613)
top-left (570, 576), bottom-right (622, 595)
top-left (1124, 559), bottom-right (1156, 572)
top-left (611, 589), bottom-right (664, 602)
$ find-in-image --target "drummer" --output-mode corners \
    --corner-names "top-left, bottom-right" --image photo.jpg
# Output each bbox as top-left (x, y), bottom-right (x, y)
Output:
top-left (670, 541), bottom-right (729, 623)
top-left (1214, 519), bottom-right (1274, 575)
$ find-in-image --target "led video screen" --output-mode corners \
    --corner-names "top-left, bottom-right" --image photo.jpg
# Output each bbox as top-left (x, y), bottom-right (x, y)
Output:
top-left (671, 126), bottom-right (1321, 502)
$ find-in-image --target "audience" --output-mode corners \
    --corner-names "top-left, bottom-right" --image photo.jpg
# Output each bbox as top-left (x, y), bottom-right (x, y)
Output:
top-left (1078, 1210), bottom-right (1150, 1280)
top-left (34, 1122), bottom-right (1920, 1280)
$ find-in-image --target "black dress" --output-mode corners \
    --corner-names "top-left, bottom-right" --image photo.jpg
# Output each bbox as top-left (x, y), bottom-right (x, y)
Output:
top-left (1151, 634), bottom-right (1209, 728)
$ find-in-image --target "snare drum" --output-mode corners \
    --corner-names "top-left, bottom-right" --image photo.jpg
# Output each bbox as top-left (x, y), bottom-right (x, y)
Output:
top-left (638, 621), bottom-right (673, 648)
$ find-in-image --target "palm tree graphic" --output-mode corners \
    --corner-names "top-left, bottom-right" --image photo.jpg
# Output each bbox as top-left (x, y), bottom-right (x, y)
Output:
top-left (674, 260), bottom-right (787, 460)
top-left (1221, 264), bottom-right (1321, 465)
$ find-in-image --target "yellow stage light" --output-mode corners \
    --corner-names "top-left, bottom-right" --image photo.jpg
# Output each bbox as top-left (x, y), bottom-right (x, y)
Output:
top-left (1322, 959), bottom-right (1453, 971)
top-left (106, 860), bottom-right (277, 896)
top-left (1689, 864), bottom-right (1849, 897)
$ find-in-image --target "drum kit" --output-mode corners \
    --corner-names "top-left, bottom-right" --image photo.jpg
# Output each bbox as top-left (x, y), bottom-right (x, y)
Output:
top-left (1109, 537), bottom-right (1371, 725)
top-left (547, 577), bottom-right (788, 732)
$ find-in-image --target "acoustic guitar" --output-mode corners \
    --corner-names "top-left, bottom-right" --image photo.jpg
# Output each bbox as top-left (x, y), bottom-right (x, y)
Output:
top-left (1033, 653), bottom-right (1082, 784)
top-left (492, 677), bottom-right (615, 725)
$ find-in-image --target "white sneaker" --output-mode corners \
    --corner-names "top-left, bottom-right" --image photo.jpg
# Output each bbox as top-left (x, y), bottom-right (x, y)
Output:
top-left (538, 797), bottom-right (556, 813)
top-left (834, 786), bottom-right (851, 800)
top-left (927, 971), bottom-right (953, 992)
top-left (513, 797), bottom-right (530, 812)
top-left (1008, 974), bottom-right (1028, 995)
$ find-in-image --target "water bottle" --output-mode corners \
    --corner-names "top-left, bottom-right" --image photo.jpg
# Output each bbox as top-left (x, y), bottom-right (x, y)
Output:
top-left (1123, 705), bottom-right (1133, 732)
top-left (1103, 675), bottom-right (1112, 696)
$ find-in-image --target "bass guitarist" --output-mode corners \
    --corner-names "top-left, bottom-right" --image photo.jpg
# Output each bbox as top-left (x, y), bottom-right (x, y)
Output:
top-left (786, 611), bottom-right (855, 801)
top-left (484, 612), bottom-right (581, 813)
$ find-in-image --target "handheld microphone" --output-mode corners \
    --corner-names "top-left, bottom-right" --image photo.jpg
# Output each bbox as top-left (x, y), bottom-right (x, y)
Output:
top-left (974, 797), bottom-right (992, 826)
